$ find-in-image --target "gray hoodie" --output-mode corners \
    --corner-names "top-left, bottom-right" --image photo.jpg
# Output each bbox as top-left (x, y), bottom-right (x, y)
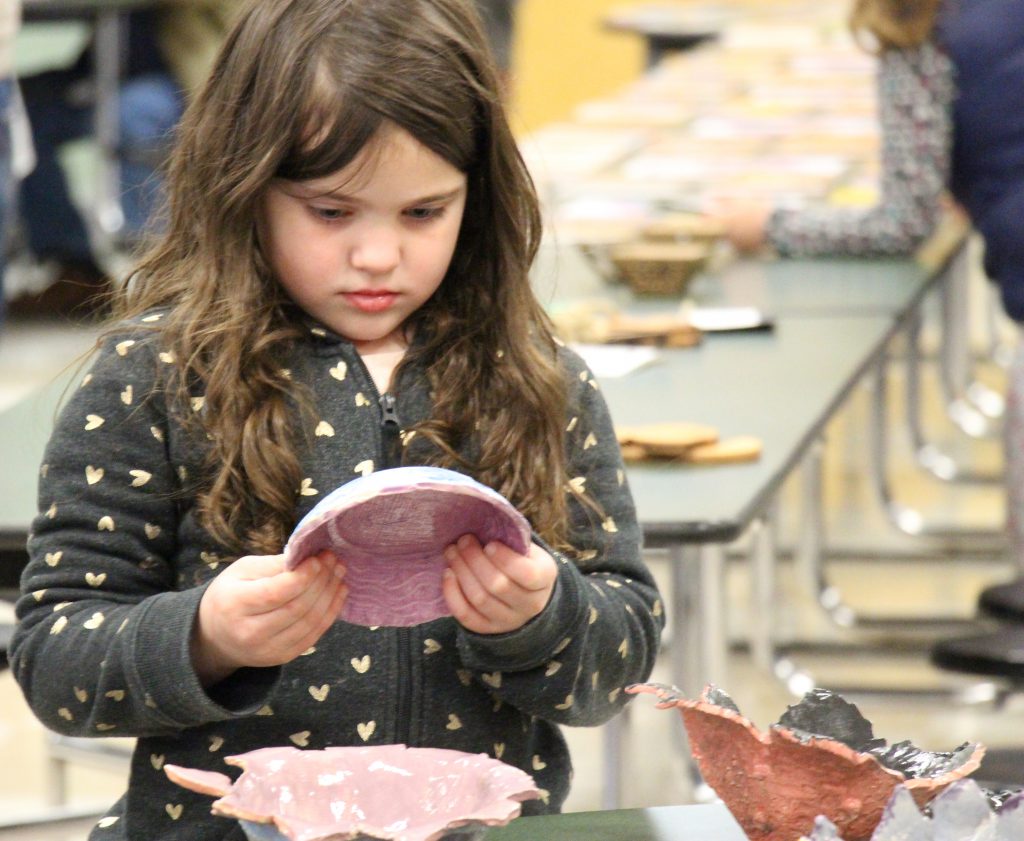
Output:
top-left (11, 312), bottom-right (664, 840)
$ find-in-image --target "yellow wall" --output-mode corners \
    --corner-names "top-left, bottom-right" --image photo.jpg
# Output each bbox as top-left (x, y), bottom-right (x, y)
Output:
top-left (509, 0), bottom-right (646, 134)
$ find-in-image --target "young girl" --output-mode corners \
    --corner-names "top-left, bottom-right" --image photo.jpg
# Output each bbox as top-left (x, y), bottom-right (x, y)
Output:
top-left (9, 1), bottom-right (665, 838)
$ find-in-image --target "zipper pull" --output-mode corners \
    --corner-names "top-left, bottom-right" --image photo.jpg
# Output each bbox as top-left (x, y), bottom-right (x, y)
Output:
top-left (379, 393), bottom-right (401, 430)
top-left (378, 393), bottom-right (402, 468)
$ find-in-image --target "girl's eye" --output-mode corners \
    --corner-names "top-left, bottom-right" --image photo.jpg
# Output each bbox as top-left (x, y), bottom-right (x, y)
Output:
top-left (310, 206), bottom-right (349, 222)
top-left (405, 206), bottom-right (445, 221)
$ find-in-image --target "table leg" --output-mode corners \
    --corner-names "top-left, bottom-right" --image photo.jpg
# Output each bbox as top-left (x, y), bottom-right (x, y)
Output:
top-left (601, 706), bottom-right (627, 810)
top-left (748, 508), bottom-right (778, 674)
top-left (938, 244), bottom-right (999, 438)
top-left (794, 439), bottom-right (828, 607)
top-left (904, 307), bottom-right (1000, 483)
top-left (669, 543), bottom-right (725, 802)
top-left (671, 543), bottom-right (728, 695)
top-left (871, 345), bottom-right (1001, 540)
top-left (985, 280), bottom-right (1015, 373)
top-left (92, 9), bottom-right (125, 238)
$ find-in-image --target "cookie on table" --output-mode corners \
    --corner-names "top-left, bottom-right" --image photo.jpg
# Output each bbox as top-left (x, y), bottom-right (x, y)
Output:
top-left (682, 436), bottom-right (762, 465)
top-left (616, 422), bottom-right (719, 458)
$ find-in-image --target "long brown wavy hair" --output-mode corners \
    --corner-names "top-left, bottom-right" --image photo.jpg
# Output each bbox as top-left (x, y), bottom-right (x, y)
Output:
top-left (849, 0), bottom-right (944, 51)
top-left (107, 0), bottom-right (575, 556)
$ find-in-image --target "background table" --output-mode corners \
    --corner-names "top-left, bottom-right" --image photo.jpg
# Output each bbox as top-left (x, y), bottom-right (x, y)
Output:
top-left (609, 314), bottom-right (901, 544)
top-left (22, 0), bottom-right (166, 238)
top-left (604, 4), bottom-right (725, 67)
top-left (0, 373), bottom-right (69, 585)
top-left (24, 0), bottom-right (161, 14)
top-left (490, 803), bottom-right (747, 841)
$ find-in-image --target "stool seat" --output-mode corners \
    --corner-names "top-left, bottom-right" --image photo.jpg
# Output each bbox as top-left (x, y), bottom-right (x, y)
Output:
top-left (931, 625), bottom-right (1024, 680)
top-left (0, 622), bottom-right (12, 671)
top-left (979, 578), bottom-right (1024, 622)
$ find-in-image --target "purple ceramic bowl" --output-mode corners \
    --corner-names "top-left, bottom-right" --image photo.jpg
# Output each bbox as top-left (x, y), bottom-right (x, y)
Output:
top-left (284, 467), bottom-right (532, 627)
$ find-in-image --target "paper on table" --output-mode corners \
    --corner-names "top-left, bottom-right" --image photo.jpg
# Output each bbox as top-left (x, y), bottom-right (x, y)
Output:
top-left (572, 343), bottom-right (660, 378)
top-left (687, 307), bottom-right (772, 332)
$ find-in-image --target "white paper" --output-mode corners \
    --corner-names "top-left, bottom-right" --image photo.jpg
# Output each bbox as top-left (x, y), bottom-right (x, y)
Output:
top-left (571, 344), bottom-right (660, 378)
top-left (688, 307), bottom-right (770, 331)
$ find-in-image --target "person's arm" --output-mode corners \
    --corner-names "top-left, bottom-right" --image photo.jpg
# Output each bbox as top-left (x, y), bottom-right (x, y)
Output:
top-left (9, 326), bottom-right (280, 739)
top-left (766, 42), bottom-right (955, 257)
top-left (453, 348), bottom-right (665, 727)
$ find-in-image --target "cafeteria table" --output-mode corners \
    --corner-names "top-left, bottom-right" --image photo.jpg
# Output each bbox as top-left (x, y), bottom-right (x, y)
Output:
top-left (0, 373), bottom-right (63, 573)
top-left (701, 240), bottom-right (1001, 488)
top-left (602, 0), bottom-right (824, 66)
top-left (603, 4), bottom-right (724, 67)
top-left (491, 802), bottom-right (747, 840)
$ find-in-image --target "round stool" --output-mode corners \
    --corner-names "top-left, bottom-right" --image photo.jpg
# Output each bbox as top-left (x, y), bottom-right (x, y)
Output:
top-left (0, 622), bottom-right (12, 671)
top-left (931, 625), bottom-right (1024, 680)
top-left (979, 578), bottom-right (1024, 622)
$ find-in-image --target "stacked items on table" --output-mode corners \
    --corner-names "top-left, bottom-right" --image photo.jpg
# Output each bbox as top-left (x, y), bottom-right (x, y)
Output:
top-left (522, 1), bottom-right (882, 249)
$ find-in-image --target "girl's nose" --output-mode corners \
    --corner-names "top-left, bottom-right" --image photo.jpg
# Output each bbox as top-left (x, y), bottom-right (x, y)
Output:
top-left (350, 225), bottom-right (401, 275)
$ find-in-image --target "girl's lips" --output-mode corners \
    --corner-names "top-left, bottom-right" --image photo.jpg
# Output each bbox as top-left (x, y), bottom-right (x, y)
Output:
top-left (344, 291), bottom-right (399, 313)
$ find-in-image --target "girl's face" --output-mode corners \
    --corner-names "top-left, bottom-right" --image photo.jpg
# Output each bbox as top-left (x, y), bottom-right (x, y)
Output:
top-left (261, 125), bottom-right (468, 354)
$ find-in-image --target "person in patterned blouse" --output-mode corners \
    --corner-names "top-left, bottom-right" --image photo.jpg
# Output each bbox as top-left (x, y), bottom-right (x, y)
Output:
top-left (715, 0), bottom-right (1024, 279)
top-left (8, 1), bottom-right (665, 838)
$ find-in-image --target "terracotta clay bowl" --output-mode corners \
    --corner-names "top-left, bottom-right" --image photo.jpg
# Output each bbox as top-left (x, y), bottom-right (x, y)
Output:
top-left (165, 744), bottom-right (542, 841)
top-left (284, 467), bottom-right (531, 627)
top-left (627, 683), bottom-right (985, 841)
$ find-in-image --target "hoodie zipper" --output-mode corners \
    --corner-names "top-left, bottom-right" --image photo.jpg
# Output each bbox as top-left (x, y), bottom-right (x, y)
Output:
top-left (379, 390), bottom-right (413, 743)
top-left (378, 392), bottom-right (402, 469)
top-left (350, 353), bottom-right (413, 744)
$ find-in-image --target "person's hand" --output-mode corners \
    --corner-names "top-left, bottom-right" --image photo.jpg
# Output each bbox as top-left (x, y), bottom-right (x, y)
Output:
top-left (442, 535), bottom-right (557, 635)
top-left (191, 550), bottom-right (347, 686)
top-left (707, 197), bottom-right (773, 253)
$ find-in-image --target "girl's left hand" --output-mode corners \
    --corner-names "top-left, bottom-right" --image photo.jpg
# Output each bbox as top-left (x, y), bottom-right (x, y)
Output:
top-left (442, 535), bottom-right (557, 634)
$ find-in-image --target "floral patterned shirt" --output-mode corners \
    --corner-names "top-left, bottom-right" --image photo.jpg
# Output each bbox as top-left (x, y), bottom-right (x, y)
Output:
top-left (767, 41), bottom-right (955, 257)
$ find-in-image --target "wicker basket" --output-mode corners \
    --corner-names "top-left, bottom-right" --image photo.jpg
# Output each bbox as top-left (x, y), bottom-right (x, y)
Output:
top-left (609, 241), bottom-right (709, 297)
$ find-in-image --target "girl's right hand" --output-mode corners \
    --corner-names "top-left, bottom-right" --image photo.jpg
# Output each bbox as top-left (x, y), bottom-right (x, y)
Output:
top-left (191, 550), bottom-right (347, 687)
top-left (705, 196), bottom-right (772, 253)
